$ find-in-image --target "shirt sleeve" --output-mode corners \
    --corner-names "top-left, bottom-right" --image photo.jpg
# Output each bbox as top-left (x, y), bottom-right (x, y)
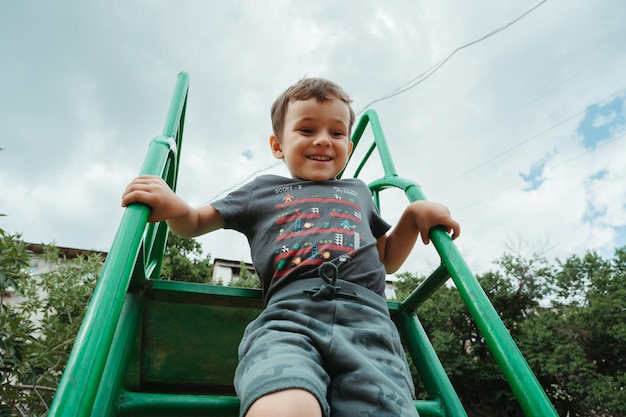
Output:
top-left (369, 201), bottom-right (391, 239)
top-left (210, 179), bottom-right (255, 234)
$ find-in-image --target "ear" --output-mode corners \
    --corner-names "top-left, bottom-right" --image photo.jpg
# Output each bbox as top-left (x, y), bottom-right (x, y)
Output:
top-left (348, 140), bottom-right (353, 156)
top-left (270, 135), bottom-right (284, 159)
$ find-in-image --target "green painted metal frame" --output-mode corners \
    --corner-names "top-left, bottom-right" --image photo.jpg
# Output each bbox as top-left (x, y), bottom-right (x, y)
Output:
top-left (48, 73), bottom-right (558, 417)
top-left (342, 109), bottom-right (558, 417)
top-left (48, 72), bottom-right (190, 417)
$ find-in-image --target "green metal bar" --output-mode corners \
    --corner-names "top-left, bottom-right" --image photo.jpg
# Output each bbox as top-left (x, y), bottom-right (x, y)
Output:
top-left (48, 73), bottom-right (189, 417)
top-left (353, 142), bottom-right (377, 179)
top-left (341, 109), bottom-right (399, 180)
top-left (415, 401), bottom-right (446, 417)
top-left (116, 391), bottom-right (447, 417)
top-left (348, 110), bottom-right (558, 417)
top-left (431, 232), bottom-right (558, 416)
top-left (391, 306), bottom-right (467, 417)
top-left (92, 293), bottom-right (145, 417)
top-left (163, 71), bottom-right (189, 193)
top-left (150, 278), bottom-right (264, 300)
top-left (129, 136), bottom-right (178, 288)
top-left (135, 71), bottom-right (189, 286)
top-left (163, 72), bottom-right (189, 141)
top-left (117, 392), bottom-right (239, 416)
top-left (47, 204), bottom-right (150, 417)
top-left (401, 264), bottom-right (450, 312)
top-left (358, 109), bottom-right (399, 178)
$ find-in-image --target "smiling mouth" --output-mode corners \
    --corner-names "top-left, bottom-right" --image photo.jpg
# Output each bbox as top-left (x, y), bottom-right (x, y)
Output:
top-left (308, 155), bottom-right (332, 161)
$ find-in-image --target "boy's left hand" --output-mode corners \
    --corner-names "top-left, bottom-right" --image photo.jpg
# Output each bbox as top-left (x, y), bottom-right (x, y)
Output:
top-left (409, 201), bottom-right (460, 244)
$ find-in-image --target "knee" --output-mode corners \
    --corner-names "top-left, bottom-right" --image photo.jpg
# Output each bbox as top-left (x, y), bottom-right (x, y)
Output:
top-left (245, 389), bottom-right (322, 417)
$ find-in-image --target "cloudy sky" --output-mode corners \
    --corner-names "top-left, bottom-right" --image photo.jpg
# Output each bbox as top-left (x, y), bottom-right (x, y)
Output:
top-left (2, 0), bottom-right (626, 277)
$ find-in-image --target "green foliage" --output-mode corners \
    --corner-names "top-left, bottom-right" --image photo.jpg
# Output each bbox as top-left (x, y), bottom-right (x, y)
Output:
top-left (0, 230), bottom-right (30, 300)
top-left (160, 232), bottom-right (260, 288)
top-left (230, 261), bottom-right (261, 289)
top-left (3, 223), bottom-right (624, 416)
top-left (0, 230), bottom-right (218, 415)
top-left (394, 247), bottom-right (626, 417)
top-left (160, 233), bottom-right (213, 283)
top-left (0, 230), bottom-right (103, 416)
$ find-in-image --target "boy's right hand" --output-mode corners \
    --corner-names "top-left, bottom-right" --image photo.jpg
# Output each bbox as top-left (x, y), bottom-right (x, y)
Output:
top-left (121, 175), bottom-right (190, 223)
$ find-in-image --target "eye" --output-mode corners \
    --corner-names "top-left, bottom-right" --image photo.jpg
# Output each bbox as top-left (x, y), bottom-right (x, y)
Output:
top-left (331, 131), bottom-right (346, 138)
top-left (298, 128), bottom-right (314, 135)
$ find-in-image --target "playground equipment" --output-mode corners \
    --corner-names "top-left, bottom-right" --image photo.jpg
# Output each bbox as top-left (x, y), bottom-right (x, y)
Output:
top-left (48, 72), bottom-right (558, 416)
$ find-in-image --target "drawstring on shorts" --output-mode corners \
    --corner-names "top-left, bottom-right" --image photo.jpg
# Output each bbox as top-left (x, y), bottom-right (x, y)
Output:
top-left (303, 262), bottom-right (357, 301)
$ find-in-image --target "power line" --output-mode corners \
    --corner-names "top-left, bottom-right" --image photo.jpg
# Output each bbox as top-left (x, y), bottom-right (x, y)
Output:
top-left (443, 40), bottom-right (626, 164)
top-left (457, 129), bottom-right (626, 212)
top-left (204, 2), bottom-right (550, 205)
top-left (437, 87), bottom-right (626, 187)
top-left (435, 87), bottom-right (626, 190)
top-left (356, 0), bottom-right (548, 115)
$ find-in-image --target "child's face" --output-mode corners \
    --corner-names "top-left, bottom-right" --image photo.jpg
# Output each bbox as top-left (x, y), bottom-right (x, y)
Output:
top-left (270, 97), bottom-right (352, 181)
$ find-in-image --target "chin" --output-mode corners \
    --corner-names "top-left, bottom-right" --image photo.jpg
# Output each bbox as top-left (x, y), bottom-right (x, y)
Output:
top-left (296, 175), bottom-right (334, 182)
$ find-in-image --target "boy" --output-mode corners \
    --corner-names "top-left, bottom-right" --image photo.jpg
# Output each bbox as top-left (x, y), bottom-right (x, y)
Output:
top-left (122, 78), bottom-right (460, 417)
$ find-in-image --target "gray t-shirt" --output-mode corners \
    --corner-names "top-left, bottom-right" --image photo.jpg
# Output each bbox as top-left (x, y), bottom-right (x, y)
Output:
top-left (211, 175), bottom-right (391, 302)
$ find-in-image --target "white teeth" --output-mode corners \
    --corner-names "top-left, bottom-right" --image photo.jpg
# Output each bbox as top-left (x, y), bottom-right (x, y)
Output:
top-left (309, 155), bottom-right (331, 161)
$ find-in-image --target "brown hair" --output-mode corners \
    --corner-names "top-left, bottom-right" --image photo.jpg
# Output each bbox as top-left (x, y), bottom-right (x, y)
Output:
top-left (271, 77), bottom-right (355, 140)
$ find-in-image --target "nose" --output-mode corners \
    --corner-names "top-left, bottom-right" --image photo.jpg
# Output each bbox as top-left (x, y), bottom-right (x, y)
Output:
top-left (313, 134), bottom-right (331, 147)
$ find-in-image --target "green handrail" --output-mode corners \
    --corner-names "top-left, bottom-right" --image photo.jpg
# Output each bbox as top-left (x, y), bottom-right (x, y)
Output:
top-left (343, 109), bottom-right (558, 417)
top-left (47, 72), bottom-right (190, 417)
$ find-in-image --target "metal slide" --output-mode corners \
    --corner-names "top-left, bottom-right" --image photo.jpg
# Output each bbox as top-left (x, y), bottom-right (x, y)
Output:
top-left (47, 72), bottom-right (558, 417)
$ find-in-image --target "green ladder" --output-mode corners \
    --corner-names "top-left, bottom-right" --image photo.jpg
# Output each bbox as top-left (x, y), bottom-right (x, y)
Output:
top-left (48, 72), bottom-right (558, 417)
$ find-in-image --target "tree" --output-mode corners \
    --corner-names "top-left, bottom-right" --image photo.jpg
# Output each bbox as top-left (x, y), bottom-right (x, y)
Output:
top-left (1, 229), bottom-right (103, 416)
top-left (0, 228), bottom-right (255, 415)
top-left (395, 269), bottom-right (529, 415)
top-left (517, 250), bottom-right (626, 416)
top-left (394, 247), bottom-right (626, 417)
top-left (230, 261), bottom-right (261, 289)
top-left (5, 223), bottom-right (624, 416)
top-left (160, 233), bottom-right (213, 283)
top-left (160, 232), bottom-right (260, 288)
top-left (1, 230), bottom-right (32, 416)
top-left (0, 230), bottom-right (30, 302)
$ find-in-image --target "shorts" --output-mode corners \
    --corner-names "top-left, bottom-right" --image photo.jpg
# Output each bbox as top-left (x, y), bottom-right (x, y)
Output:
top-left (234, 277), bottom-right (419, 417)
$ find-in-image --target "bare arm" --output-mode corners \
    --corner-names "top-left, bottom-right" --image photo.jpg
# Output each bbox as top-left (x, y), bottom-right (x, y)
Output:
top-left (377, 200), bottom-right (460, 274)
top-left (121, 175), bottom-right (224, 238)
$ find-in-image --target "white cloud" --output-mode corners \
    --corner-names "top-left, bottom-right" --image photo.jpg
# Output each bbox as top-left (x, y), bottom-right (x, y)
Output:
top-left (2, 0), bottom-right (626, 278)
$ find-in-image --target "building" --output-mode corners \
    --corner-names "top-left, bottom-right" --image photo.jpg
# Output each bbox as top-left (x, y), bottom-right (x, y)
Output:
top-left (2, 243), bottom-right (107, 307)
top-left (211, 258), bottom-right (257, 286)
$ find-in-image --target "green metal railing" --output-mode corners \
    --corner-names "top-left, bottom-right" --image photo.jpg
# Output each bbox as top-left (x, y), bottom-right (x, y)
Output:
top-left (48, 72), bottom-right (190, 417)
top-left (342, 109), bottom-right (559, 417)
top-left (47, 73), bottom-right (558, 417)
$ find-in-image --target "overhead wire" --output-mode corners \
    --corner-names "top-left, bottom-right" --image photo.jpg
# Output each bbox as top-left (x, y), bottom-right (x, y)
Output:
top-left (356, 0), bottom-right (548, 115)
top-left (434, 41), bottom-right (626, 189)
top-left (456, 129), bottom-right (626, 213)
top-left (202, 1), bottom-right (550, 206)
top-left (435, 86), bottom-right (626, 190)
top-left (361, 1), bottom-right (626, 213)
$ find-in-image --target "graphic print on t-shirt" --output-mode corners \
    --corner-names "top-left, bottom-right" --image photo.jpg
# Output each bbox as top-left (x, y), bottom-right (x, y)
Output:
top-left (272, 184), bottom-right (365, 279)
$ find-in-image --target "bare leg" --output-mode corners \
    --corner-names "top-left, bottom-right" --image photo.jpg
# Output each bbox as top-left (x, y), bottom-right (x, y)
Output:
top-left (245, 389), bottom-right (323, 417)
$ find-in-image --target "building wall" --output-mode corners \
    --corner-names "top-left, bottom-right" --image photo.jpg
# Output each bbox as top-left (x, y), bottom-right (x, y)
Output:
top-left (2, 243), bottom-right (107, 310)
top-left (211, 258), bottom-right (256, 286)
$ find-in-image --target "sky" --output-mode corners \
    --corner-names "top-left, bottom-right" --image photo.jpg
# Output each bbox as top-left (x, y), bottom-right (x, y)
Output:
top-left (2, 0), bottom-right (626, 278)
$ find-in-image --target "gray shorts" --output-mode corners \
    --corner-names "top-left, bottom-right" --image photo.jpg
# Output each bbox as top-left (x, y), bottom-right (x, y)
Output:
top-left (234, 277), bottom-right (419, 417)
